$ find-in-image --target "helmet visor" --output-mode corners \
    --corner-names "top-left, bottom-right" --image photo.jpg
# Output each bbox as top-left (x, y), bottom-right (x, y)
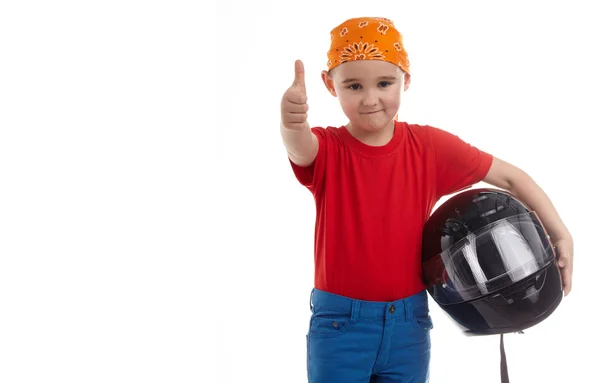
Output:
top-left (426, 212), bottom-right (555, 305)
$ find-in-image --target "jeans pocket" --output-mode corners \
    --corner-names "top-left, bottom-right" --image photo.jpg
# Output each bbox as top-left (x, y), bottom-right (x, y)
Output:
top-left (308, 309), bottom-right (353, 338)
top-left (410, 305), bottom-right (434, 332)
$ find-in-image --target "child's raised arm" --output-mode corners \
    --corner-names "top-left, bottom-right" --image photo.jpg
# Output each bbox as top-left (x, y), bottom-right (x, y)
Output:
top-left (280, 60), bottom-right (318, 167)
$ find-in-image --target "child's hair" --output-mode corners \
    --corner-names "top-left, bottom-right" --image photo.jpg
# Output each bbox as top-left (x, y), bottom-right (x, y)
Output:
top-left (327, 17), bottom-right (411, 78)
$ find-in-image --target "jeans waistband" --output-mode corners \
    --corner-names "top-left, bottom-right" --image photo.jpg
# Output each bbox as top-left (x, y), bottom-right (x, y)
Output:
top-left (309, 288), bottom-right (428, 320)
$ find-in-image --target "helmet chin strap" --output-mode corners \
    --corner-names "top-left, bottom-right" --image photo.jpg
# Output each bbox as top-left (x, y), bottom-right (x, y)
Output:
top-left (500, 333), bottom-right (509, 382)
top-left (499, 330), bottom-right (525, 383)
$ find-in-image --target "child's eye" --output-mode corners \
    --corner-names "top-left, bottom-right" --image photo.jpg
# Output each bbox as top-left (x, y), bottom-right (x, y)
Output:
top-left (379, 81), bottom-right (391, 87)
top-left (348, 84), bottom-right (361, 90)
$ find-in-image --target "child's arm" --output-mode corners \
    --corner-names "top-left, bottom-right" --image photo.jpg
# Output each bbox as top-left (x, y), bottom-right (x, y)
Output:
top-left (280, 60), bottom-right (319, 167)
top-left (483, 156), bottom-right (574, 296)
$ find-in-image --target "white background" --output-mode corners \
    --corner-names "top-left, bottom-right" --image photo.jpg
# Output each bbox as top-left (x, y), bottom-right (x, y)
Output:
top-left (1, 1), bottom-right (598, 382)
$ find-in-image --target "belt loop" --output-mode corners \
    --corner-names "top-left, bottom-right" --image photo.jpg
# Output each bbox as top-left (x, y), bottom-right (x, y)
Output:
top-left (309, 288), bottom-right (315, 312)
top-left (350, 300), bottom-right (360, 323)
top-left (404, 300), bottom-right (411, 322)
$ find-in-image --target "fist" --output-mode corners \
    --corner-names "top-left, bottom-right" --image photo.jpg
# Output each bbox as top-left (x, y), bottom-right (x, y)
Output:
top-left (281, 60), bottom-right (309, 130)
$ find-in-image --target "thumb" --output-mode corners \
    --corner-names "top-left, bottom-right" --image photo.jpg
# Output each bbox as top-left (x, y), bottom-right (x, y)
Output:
top-left (293, 59), bottom-right (306, 91)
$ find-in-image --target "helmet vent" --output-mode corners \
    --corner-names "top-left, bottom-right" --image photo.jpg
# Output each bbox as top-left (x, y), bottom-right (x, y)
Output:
top-left (481, 205), bottom-right (506, 217)
top-left (472, 195), bottom-right (488, 203)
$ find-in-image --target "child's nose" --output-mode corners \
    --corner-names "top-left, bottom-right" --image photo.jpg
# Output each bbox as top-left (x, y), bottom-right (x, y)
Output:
top-left (361, 91), bottom-right (378, 107)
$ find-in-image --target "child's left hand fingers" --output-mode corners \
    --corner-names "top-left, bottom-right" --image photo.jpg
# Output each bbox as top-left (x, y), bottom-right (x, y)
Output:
top-left (555, 240), bottom-right (573, 296)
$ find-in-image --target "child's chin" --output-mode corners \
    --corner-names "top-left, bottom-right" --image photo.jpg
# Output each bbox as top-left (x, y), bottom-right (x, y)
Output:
top-left (357, 116), bottom-right (392, 129)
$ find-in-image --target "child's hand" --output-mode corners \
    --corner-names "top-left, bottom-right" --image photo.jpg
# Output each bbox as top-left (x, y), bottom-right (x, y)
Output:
top-left (281, 60), bottom-right (309, 130)
top-left (554, 236), bottom-right (574, 296)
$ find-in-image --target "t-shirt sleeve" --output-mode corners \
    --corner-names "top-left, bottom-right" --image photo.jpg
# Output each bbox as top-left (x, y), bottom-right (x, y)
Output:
top-left (288, 127), bottom-right (327, 195)
top-left (428, 126), bottom-right (494, 199)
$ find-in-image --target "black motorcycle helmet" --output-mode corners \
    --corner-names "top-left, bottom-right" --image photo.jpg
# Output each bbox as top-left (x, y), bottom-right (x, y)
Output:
top-left (422, 188), bottom-right (563, 336)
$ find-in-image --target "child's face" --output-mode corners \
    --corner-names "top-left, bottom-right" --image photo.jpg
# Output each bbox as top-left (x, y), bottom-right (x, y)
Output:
top-left (322, 60), bottom-right (410, 132)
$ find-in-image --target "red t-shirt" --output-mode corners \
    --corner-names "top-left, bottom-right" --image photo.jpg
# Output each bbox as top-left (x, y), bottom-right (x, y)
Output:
top-left (289, 120), bottom-right (493, 302)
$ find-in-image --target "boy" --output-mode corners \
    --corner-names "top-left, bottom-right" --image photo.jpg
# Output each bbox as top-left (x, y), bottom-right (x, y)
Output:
top-left (280, 17), bottom-right (573, 383)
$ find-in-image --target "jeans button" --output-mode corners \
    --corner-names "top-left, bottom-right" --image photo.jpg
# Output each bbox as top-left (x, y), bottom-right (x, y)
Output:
top-left (389, 304), bottom-right (396, 314)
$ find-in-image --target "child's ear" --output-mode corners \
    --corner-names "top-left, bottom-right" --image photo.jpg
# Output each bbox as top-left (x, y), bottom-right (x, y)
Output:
top-left (321, 70), bottom-right (337, 97)
top-left (403, 73), bottom-right (411, 92)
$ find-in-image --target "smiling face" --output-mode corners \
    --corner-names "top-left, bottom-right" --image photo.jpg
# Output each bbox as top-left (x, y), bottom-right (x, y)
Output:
top-left (322, 60), bottom-right (411, 139)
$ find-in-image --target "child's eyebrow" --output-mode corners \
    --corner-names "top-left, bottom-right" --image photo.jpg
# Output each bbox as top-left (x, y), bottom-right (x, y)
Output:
top-left (342, 75), bottom-right (397, 84)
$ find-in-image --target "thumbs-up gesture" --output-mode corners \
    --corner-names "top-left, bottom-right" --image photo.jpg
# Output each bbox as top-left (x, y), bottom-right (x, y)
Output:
top-left (281, 60), bottom-right (310, 131)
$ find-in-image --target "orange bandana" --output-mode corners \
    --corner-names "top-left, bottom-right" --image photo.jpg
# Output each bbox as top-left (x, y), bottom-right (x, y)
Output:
top-left (327, 17), bottom-right (410, 75)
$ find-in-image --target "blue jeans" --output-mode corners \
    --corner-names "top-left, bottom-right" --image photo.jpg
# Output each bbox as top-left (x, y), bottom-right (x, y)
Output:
top-left (307, 288), bottom-right (433, 383)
